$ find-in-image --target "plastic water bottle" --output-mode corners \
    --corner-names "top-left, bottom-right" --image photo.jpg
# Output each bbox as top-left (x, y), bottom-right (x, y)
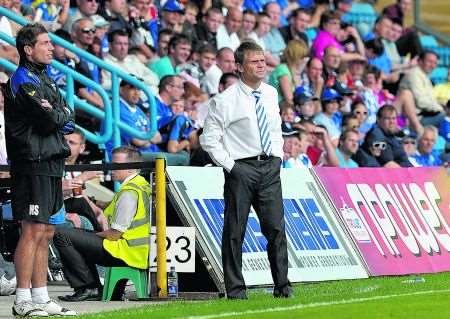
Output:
top-left (401, 277), bottom-right (426, 284)
top-left (168, 266), bottom-right (178, 298)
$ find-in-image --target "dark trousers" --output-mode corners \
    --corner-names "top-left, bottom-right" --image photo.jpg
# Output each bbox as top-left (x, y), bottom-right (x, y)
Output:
top-left (53, 228), bottom-right (127, 289)
top-left (222, 156), bottom-right (289, 297)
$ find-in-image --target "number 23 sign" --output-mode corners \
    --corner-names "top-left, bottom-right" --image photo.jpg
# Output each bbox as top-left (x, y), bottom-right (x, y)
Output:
top-left (149, 226), bottom-right (195, 272)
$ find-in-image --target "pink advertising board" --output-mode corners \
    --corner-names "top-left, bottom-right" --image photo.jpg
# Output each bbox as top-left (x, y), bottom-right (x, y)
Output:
top-left (314, 167), bottom-right (450, 276)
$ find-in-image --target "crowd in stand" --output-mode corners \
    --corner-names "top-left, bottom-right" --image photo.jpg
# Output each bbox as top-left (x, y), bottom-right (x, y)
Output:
top-left (0, 0), bottom-right (449, 168)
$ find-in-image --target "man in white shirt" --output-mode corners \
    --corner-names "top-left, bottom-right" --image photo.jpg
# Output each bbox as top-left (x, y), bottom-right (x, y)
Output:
top-left (202, 47), bottom-right (236, 96)
top-left (102, 29), bottom-right (159, 95)
top-left (216, 8), bottom-right (242, 51)
top-left (200, 42), bottom-right (291, 300)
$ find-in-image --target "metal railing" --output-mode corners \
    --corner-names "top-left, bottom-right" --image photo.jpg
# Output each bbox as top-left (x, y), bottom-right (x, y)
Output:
top-left (0, 6), bottom-right (157, 150)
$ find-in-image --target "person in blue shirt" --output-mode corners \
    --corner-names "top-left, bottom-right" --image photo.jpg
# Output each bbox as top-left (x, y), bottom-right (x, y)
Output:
top-left (411, 126), bottom-right (443, 167)
top-left (336, 129), bottom-right (360, 168)
top-left (155, 75), bottom-right (185, 129)
top-left (105, 78), bottom-right (162, 158)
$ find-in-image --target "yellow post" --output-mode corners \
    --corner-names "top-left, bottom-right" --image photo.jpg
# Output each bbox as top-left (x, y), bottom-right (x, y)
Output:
top-left (155, 157), bottom-right (167, 297)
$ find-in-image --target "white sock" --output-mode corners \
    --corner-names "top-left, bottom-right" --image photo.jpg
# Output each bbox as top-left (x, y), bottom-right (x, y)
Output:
top-left (31, 287), bottom-right (50, 304)
top-left (15, 288), bottom-right (32, 304)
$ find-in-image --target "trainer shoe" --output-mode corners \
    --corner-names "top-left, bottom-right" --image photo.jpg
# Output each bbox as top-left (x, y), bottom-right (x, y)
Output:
top-left (36, 300), bottom-right (77, 316)
top-left (12, 301), bottom-right (48, 317)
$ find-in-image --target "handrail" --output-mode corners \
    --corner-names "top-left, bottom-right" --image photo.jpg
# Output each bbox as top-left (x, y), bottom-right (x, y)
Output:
top-left (0, 7), bottom-right (157, 150)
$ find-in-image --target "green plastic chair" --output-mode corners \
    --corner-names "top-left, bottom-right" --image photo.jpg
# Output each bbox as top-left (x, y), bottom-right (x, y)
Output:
top-left (102, 266), bottom-right (148, 301)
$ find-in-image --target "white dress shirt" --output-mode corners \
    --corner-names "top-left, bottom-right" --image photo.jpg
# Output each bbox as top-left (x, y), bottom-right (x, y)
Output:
top-left (200, 79), bottom-right (283, 172)
top-left (216, 24), bottom-right (241, 51)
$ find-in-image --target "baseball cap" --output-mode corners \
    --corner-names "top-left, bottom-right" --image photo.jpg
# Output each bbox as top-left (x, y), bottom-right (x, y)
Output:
top-left (162, 0), bottom-right (185, 13)
top-left (293, 86), bottom-right (319, 105)
top-left (91, 15), bottom-right (110, 28)
top-left (321, 88), bottom-right (342, 102)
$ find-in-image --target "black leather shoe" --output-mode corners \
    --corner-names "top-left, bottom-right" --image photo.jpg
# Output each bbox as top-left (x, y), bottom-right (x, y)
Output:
top-left (273, 286), bottom-right (294, 298)
top-left (227, 291), bottom-right (248, 300)
top-left (58, 288), bottom-right (101, 302)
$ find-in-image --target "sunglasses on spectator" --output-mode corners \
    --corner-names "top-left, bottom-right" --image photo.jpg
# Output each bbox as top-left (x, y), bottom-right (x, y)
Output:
top-left (355, 111), bottom-right (368, 115)
top-left (372, 142), bottom-right (386, 150)
top-left (81, 28), bottom-right (96, 34)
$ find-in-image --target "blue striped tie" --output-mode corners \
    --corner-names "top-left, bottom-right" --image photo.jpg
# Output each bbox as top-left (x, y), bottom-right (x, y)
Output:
top-left (252, 90), bottom-right (272, 155)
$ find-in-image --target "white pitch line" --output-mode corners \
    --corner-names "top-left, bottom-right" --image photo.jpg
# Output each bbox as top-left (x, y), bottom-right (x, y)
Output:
top-left (179, 289), bottom-right (450, 319)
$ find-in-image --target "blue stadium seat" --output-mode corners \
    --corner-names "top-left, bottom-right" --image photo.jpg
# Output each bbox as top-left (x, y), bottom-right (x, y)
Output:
top-left (420, 35), bottom-right (439, 48)
top-left (429, 67), bottom-right (448, 85)
top-left (342, 2), bottom-right (377, 38)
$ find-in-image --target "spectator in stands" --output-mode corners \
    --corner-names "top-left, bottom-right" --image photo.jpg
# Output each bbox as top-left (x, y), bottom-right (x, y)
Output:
top-left (63, 130), bottom-right (107, 231)
top-left (63, 0), bottom-right (99, 33)
top-left (283, 129), bottom-right (313, 168)
top-left (149, 33), bottom-right (192, 80)
top-left (293, 86), bottom-right (318, 121)
top-left (33, 0), bottom-right (70, 31)
top-left (193, 7), bottom-right (222, 51)
top-left (262, 2), bottom-right (286, 61)
top-left (238, 9), bottom-right (257, 41)
top-left (56, 147), bottom-right (151, 302)
top-left (357, 66), bottom-right (383, 133)
top-left (439, 101), bottom-right (450, 145)
top-left (312, 10), bottom-right (364, 62)
top-left (156, 28), bottom-right (174, 59)
top-left (178, 44), bottom-right (217, 90)
top-left (350, 100), bottom-right (370, 136)
top-left (353, 132), bottom-right (385, 167)
top-left (299, 57), bottom-right (324, 105)
top-left (160, 0), bottom-right (185, 34)
top-left (99, 0), bottom-right (131, 34)
top-left (411, 126), bottom-right (443, 166)
top-left (338, 22), bottom-right (366, 57)
top-left (0, 0), bottom-right (19, 67)
top-left (184, 1), bottom-right (199, 26)
top-left (91, 15), bottom-right (110, 58)
top-left (105, 78), bottom-right (161, 155)
top-left (336, 129), bottom-right (359, 168)
top-left (314, 88), bottom-right (342, 146)
top-left (401, 131), bottom-right (420, 166)
top-left (279, 8), bottom-right (311, 46)
top-left (322, 46), bottom-right (354, 96)
top-left (217, 7), bottom-right (242, 51)
top-left (396, 50), bottom-right (445, 134)
top-left (364, 104), bottom-right (412, 167)
top-left (268, 39), bottom-right (309, 104)
top-left (333, 0), bottom-right (353, 15)
top-left (127, 0), bottom-right (158, 60)
top-left (155, 75), bottom-right (184, 128)
top-left (47, 29), bottom-right (77, 89)
top-left (300, 119), bottom-right (339, 166)
top-left (72, 18), bottom-right (104, 109)
top-left (382, 0), bottom-right (422, 59)
top-left (202, 47), bottom-right (236, 96)
top-left (102, 29), bottom-right (159, 94)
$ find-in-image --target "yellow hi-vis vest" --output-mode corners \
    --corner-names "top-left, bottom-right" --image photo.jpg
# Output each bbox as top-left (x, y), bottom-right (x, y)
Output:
top-left (103, 175), bottom-right (151, 269)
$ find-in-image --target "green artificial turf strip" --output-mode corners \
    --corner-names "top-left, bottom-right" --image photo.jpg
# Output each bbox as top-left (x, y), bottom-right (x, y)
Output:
top-left (78, 272), bottom-right (450, 319)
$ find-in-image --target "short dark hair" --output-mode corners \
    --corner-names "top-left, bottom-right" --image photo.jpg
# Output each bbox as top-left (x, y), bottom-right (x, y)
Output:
top-left (319, 10), bottom-right (341, 29)
top-left (377, 104), bottom-right (397, 118)
top-left (168, 34), bottom-right (191, 53)
top-left (198, 43), bottom-right (217, 56)
top-left (158, 28), bottom-right (174, 39)
top-left (243, 9), bottom-right (257, 17)
top-left (16, 23), bottom-right (48, 61)
top-left (159, 75), bottom-right (177, 92)
top-left (107, 29), bottom-right (129, 43)
top-left (234, 41), bottom-right (264, 65)
top-left (72, 128), bottom-right (86, 144)
top-left (363, 64), bottom-right (381, 82)
top-left (54, 28), bottom-right (72, 42)
top-left (290, 8), bottom-right (312, 19)
top-left (219, 72), bottom-right (238, 87)
top-left (112, 146), bottom-right (142, 162)
top-left (419, 49), bottom-right (439, 61)
top-left (364, 38), bottom-right (384, 57)
top-left (339, 128), bottom-right (359, 144)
